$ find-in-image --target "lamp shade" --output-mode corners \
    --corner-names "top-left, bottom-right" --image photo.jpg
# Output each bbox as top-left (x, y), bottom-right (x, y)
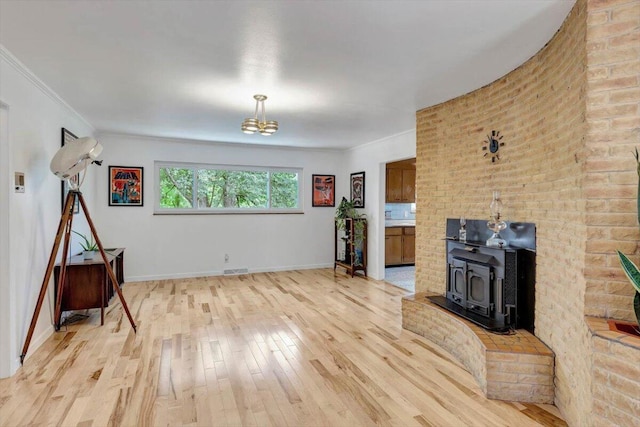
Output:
top-left (50, 137), bottom-right (103, 180)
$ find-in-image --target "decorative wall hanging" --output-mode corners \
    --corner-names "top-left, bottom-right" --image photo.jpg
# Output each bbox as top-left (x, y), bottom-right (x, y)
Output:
top-left (312, 174), bottom-right (335, 207)
top-left (350, 171), bottom-right (365, 208)
top-left (482, 130), bottom-right (505, 162)
top-left (109, 166), bottom-right (143, 206)
top-left (60, 128), bottom-right (80, 214)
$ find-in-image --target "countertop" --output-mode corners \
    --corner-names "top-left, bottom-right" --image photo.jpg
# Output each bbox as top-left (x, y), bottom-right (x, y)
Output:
top-left (385, 220), bottom-right (416, 227)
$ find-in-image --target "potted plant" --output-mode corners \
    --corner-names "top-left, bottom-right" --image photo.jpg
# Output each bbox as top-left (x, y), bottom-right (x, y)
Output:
top-left (73, 230), bottom-right (99, 260)
top-left (335, 197), bottom-right (366, 264)
top-left (616, 148), bottom-right (640, 333)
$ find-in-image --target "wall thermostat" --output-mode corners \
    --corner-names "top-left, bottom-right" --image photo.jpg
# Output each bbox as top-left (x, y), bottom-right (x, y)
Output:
top-left (14, 172), bottom-right (25, 193)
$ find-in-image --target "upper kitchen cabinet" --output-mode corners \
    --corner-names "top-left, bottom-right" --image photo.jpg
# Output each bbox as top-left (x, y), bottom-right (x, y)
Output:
top-left (386, 169), bottom-right (404, 202)
top-left (386, 159), bottom-right (416, 203)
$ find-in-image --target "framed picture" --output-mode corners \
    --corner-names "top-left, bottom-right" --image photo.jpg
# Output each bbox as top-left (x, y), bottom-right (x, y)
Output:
top-left (109, 166), bottom-right (143, 206)
top-left (312, 174), bottom-right (335, 207)
top-left (350, 171), bottom-right (365, 208)
top-left (60, 128), bottom-right (80, 214)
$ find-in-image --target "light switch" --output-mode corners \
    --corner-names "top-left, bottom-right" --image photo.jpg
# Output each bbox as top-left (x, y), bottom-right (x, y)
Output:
top-left (14, 172), bottom-right (25, 193)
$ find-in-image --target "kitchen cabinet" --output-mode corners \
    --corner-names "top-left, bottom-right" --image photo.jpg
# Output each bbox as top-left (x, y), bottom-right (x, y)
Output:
top-left (385, 227), bottom-right (403, 265)
top-left (385, 161), bottom-right (415, 203)
top-left (386, 169), bottom-right (404, 202)
top-left (402, 169), bottom-right (416, 202)
top-left (385, 227), bottom-right (415, 266)
top-left (402, 227), bottom-right (415, 263)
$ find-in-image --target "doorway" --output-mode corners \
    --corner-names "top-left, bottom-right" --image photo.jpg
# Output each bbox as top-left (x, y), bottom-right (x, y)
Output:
top-left (384, 158), bottom-right (415, 292)
top-left (385, 265), bottom-right (415, 292)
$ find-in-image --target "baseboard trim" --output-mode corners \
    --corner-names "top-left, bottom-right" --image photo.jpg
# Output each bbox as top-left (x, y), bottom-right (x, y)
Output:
top-left (21, 326), bottom-right (53, 366)
top-left (125, 263), bottom-right (334, 283)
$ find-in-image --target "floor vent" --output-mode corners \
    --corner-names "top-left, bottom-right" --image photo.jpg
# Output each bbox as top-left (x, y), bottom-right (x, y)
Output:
top-left (223, 268), bottom-right (249, 276)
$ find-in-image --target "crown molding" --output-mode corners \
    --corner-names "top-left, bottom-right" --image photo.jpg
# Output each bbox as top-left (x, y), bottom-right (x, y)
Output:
top-left (96, 131), bottom-right (346, 154)
top-left (347, 128), bottom-right (416, 152)
top-left (0, 44), bottom-right (94, 131)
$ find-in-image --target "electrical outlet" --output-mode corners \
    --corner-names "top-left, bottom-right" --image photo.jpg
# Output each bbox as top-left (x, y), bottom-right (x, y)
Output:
top-left (224, 254), bottom-right (229, 263)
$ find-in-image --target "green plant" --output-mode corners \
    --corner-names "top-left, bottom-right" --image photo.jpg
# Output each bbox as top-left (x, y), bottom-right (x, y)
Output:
top-left (616, 251), bottom-right (640, 325)
top-left (616, 148), bottom-right (640, 326)
top-left (335, 197), bottom-right (366, 248)
top-left (72, 230), bottom-right (98, 252)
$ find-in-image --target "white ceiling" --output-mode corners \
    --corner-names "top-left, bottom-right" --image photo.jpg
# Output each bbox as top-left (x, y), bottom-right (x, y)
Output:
top-left (0, 0), bottom-right (575, 149)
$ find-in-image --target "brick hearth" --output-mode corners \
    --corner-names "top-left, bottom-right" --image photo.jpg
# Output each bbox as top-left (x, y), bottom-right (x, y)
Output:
top-left (402, 293), bottom-right (554, 404)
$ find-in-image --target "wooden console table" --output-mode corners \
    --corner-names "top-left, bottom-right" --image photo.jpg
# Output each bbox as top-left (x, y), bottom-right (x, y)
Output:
top-left (54, 248), bottom-right (125, 327)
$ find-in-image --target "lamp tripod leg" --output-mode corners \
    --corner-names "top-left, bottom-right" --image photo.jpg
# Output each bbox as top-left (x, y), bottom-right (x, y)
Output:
top-left (20, 191), bottom-right (75, 364)
top-left (53, 192), bottom-right (77, 330)
top-left (77, 193), bottom-right (137, 333)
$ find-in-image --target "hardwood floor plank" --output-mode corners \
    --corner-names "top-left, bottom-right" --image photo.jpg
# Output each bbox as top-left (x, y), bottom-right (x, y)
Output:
top-left (0, 269), bottom-right (567, 426)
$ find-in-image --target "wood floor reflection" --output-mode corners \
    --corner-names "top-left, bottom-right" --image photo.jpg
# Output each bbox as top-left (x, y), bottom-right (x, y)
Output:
top-left (0, 269), bottom-right (566, 426)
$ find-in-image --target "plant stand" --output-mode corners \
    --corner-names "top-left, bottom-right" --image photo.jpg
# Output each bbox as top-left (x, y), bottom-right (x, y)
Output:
top-left (334, 218), bottom-right (367, 277)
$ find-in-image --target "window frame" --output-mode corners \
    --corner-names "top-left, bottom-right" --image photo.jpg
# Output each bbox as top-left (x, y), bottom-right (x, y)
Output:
top-left (154, 161), bottom-right (304, 214)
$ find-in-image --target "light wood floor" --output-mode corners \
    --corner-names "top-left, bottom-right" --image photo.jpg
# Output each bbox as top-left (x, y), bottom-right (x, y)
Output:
top-left (0, 269), bottom-right (567, 426)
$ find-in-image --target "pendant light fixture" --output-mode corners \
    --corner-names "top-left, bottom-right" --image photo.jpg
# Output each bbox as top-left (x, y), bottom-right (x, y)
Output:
top-left (241, 94), bottom-right (278, 136)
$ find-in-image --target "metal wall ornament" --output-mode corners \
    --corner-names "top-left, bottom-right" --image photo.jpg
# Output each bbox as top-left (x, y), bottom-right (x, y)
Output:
top-left (482, 130), bottom-right (505, 162)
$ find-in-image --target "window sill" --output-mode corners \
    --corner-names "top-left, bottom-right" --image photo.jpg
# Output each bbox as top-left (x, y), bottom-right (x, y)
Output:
top-left (153, 209), bottom-right (304, 215)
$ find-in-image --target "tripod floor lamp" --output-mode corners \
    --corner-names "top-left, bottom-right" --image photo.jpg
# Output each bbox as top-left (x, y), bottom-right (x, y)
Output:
top-left (20, 137), bottom-right (136, 364)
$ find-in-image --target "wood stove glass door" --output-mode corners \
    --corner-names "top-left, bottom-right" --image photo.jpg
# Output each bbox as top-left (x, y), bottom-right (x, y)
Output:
top-left (466, 262), bottom-right (492, 317)
top-left (447, 258), bottom-right (466, 308)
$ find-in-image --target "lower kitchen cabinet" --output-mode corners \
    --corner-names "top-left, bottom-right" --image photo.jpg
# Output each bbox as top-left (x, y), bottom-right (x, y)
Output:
top-left (385, 226), bottom-right (415, 266)
top-left (402, 229), bottom-right (415, 264)
top-left (385, 228), bottom-right (403, 265)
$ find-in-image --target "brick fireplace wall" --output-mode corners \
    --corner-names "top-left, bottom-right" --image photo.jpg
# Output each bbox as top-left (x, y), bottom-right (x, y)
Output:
top-left (584, 0), bottom-right (640, 322)
top-left (414, 0), bottom-right (640, 425)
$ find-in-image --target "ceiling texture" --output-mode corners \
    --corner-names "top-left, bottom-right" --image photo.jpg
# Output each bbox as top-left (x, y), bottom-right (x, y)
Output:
top-left (0, 0), bottom-right (575, 149)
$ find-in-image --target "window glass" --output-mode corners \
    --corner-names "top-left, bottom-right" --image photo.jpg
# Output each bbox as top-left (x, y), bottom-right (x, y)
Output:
top-left (159, 167), bottom-right (193, 208)
top-left (156, 162), bottom-right (303, 214)
top-left (197, 169), bottom-right (268, 208)
top-left (271, 172), bottom-right (299, 208)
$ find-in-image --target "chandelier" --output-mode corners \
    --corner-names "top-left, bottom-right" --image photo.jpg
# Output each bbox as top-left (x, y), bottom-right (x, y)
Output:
top-left (241, 94), bottom-right (278, 136)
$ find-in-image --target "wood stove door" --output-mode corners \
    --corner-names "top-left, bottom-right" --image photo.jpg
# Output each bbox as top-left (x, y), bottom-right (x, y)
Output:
top-left (447, 258), bottom-right (466, 308)
top-left (466, 262), bottom-right (492, 317)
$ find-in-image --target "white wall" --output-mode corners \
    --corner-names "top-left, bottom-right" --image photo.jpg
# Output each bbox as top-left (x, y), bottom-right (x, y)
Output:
top-left (0, 46), bottom-right (95, 377)
top-left (92, 130), bottom-right (416, 283)
top-left (93, 134), bottom-right (345, 281)
top-left (344, 130), bottom-right (416, 279)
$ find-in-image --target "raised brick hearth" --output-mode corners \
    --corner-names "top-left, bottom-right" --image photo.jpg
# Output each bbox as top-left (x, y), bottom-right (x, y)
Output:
top-left (402, 293), bottom-right (554, 404)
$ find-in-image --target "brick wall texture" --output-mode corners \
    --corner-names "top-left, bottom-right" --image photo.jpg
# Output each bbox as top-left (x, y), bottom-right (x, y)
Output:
top-left (414, 0), bottom-right (639, 425)
top-left (402, 296), bottom-right (555, 404)
top-left (590, 319), bottom-right (640, 426)
top-left (585, 0), bottom-right (640, 321)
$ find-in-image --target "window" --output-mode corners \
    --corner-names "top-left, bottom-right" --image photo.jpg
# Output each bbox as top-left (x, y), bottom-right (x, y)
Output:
top-left (155, 162), bottom-right (303, 214)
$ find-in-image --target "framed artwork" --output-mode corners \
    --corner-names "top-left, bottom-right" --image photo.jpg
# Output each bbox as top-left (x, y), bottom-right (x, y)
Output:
top-left (350, 171), bottom-right (365, 208)
top-left (312, 174), bottom-right (335, 207)
top-left (60, 128), bottom-right (80, 214)
top-left (109, 166), bottom-right (143, 206)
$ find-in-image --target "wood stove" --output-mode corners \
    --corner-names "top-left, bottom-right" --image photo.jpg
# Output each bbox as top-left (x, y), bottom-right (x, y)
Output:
top-left (429, 219), bottom-right (536, 333)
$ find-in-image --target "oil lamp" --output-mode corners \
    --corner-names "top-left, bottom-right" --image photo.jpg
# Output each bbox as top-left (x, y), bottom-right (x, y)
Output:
top-left (486, 191), bottom-right (507, 247)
